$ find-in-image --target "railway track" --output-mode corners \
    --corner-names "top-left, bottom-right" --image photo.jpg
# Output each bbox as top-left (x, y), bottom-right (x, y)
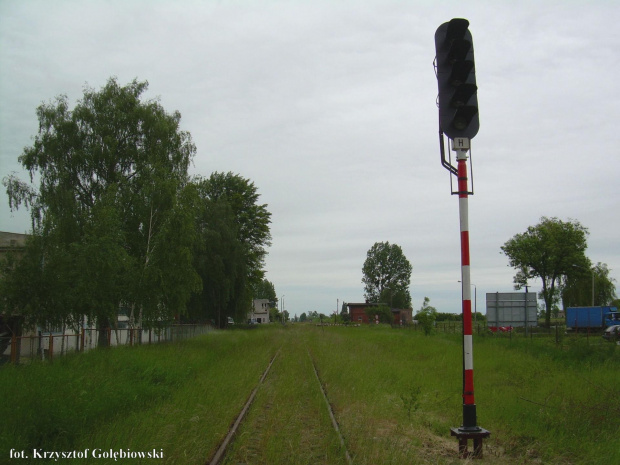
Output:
top-left (207, 341), bottom-right (352, 465)
top-left (207, 350), bottom-right (280, 465)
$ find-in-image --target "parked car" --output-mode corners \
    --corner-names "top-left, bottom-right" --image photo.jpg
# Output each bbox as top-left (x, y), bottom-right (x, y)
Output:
top-left (602, 325), bottom-right (620, 342)
top-left (488, 326), bottom-right (513, 333)
top-left (227, 317), bottom-right (235, 325)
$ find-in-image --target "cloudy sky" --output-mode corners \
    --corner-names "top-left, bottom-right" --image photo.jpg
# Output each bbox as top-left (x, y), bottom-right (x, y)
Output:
top-left (1, 0), bottom-right (618, 317)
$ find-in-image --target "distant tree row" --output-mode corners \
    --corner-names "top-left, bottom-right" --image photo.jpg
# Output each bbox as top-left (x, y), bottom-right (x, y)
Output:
top-left (0, 78), bottom-right (272, 338)
top-left (299, 311), bottom-right (329, 323)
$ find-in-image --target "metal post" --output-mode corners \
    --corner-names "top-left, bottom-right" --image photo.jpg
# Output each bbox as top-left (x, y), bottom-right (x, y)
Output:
top-left (448, 140), bottom-right (489, 457)
top-left (591, 270), bottom-right (595, 306)
top-left (10, 335), bottom-right (17, 364)
top-left (524, 286), bottom-right (529, 337)
top-left (456, 149), bottom-right (477, 430)
top-left (48, 333), bottom-right (54, 361)
top-left (474, 284), bottom-right (477, 324)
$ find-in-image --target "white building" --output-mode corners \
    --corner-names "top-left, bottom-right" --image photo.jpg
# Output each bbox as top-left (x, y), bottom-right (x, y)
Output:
top-left (248, 299), bottom-right (271, 324)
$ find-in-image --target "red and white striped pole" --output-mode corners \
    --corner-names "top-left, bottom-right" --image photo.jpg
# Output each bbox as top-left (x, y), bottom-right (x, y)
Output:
top-left (449, 139), bottom-right (489, 458)
top-left (456, 145), bottom-right (479, 431)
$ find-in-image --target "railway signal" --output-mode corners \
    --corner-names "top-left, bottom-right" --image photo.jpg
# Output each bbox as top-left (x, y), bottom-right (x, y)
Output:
top-left (433, 19), bottom-right (490, 458)
top-left (434, 18), bottom-right (479, 140)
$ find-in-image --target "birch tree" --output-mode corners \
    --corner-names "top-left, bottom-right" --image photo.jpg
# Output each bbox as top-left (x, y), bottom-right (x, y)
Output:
top-left (2, 78), bottom-right (199, 342)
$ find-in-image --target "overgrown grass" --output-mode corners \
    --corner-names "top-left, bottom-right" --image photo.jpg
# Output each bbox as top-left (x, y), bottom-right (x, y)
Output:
top-left (222, 329), bottom-right (348, 464)
top-left (2, 344), bottom-right (191, 453)
top-left (1, 327), bottom-right (282, 463)
top-left (474, 332), bottom-right (619, 462)
top-left (307, 325), bottom-right (620, 464)
top-left (306, 326), bottom-right (463, 464)
top-left (2, 324), bottom-right (618, 464)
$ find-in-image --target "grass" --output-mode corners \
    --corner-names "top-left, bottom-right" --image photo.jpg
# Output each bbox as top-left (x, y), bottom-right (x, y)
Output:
top-left (222, 329), bottom-right (348, 464)
top-left (1, 328), bottom-right (282, 464)
top-left (475, 333), bottom-right (620, 461)
top-left (306, 325), bottom-right (620, 464)
top-left (2, 324), bottom-right (618, 464)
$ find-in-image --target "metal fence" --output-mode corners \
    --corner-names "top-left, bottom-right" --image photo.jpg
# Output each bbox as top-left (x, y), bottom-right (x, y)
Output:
top-left (1, 324), bottom-right (213, 364)
top-left (430, 322), bottom-right (609, 345)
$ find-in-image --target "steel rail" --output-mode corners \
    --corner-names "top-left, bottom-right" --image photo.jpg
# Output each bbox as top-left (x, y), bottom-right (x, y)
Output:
top-left (308, 350), bottom-right (353, 465)
top-left (207, 350), bottom-right (279, 465)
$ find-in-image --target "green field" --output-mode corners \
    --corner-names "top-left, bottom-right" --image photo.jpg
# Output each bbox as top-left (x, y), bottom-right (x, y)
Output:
top-left (2, 325), bottom-right (618, 464)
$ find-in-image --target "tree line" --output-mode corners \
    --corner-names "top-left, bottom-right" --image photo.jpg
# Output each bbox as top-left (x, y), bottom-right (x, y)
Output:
top-left (0, 78), bottom-right (274, 341)
top-left (359, 218), bottom-right (617, 329)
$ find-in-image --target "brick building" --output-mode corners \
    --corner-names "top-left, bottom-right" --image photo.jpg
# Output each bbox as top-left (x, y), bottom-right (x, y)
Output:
top-left (346, 302), bottom-right (413, 325)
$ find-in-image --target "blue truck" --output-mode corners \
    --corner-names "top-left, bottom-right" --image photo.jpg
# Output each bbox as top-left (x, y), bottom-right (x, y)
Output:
top-left (565, 306), bottom-right (620, 331)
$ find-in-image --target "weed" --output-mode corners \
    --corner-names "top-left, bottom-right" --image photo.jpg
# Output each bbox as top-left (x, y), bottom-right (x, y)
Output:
top-left (400, 384), bottom-right (422, 420)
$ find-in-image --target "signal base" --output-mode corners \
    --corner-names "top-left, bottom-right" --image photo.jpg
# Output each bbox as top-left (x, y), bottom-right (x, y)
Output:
top-left (450, 427), bottom-right (491, 459)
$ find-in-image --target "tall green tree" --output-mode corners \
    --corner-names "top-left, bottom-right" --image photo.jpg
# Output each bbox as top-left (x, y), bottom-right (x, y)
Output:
top-left (561, 262), bottom-right (617, 308)
top-left (186, 190), bottom-right (247, 328)
top-left (252, 278), bottom-right (277, 303)
top-left (339, 301), bottom-right (350, 323)
top-left (2, 78), bottom-right (200, 341)
top-left (197, 172), bottom-right (272, 294)
top-left (362, 241), bottom-right (412, 308)
top-left (501, 217), bottom-right (589, 327)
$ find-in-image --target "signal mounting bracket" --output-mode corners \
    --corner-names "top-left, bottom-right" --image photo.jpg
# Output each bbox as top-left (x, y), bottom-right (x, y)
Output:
top-left (439, 130), bottom-right (474, 195)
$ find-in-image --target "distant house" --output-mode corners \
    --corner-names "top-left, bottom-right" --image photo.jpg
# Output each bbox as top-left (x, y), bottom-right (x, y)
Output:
top-left (0, 231), bottom-right (29, 264)
top-left (248, 299), bottom-right (271, 324)
top-left (346, 302), bottom-right (413, 325)
top-left (347, 303), bottom-right (382, 324)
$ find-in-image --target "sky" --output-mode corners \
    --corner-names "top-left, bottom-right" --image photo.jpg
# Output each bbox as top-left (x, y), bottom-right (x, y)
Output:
top-left (1, 0), bottom-right (619, 318)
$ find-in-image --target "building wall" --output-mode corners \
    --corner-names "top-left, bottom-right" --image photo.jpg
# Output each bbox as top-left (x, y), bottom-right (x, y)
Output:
top-left (347, 303), bottom-right (413, 325)
top-left (349, 306), bottom-right (369, 324)
top-left (392, 309), bottom-right (413, 325)
top-left (347, 303), bottom-right (382, 324)
top-left (249, 299), bottom-right (270, 323)
top-left (0, 231), bottom-right (29, 264)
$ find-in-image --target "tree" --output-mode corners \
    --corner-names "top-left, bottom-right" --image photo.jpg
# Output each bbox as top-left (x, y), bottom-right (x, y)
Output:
top-left (2, 78), bottom-right (200, 341)
top-left (253, 278), bottom-right (277, 303)
top-left (561, 262), bottom-right (617, 308)
top-left (269, 306), bottom-right (281, 323)
top-left (186, 192), bottom-right (247, 327)
top-left (501, 217), bottom-right (589, 327)
top-left (197, 172), bottom-right (272, 290)
top-left (339, 302), bottom-right (350, 323)
top-left (362, 241), bottom-right (412, 308)
top-left (416, 297), bottom-right (437, 335)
